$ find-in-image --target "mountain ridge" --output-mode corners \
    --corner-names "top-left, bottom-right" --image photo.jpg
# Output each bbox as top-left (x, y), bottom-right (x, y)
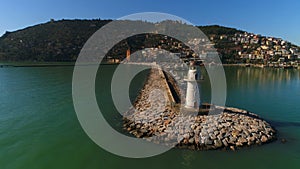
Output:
top-left (0, 19), bottom-right (298, 63)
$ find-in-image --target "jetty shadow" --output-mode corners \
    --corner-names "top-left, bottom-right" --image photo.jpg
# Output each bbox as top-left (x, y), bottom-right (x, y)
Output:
top-left (268, 120), bottom-right (300, 128)
top-left (223, 109), bottom-right (262, 120)
top-left (200, 103), bottom-right (263, 121)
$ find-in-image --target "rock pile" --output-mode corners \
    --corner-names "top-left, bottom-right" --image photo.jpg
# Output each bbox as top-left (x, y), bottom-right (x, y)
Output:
top-left (123, 68), bottom-right (277, 150)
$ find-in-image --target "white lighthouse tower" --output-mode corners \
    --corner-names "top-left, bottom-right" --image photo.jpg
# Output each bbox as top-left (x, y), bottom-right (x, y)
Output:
top-left (184, 61), bottom-right (201, 110)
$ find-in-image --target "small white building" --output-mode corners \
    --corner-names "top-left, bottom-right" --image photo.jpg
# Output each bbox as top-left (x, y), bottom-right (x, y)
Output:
top-left (184, 62), bottom-right (201, 110)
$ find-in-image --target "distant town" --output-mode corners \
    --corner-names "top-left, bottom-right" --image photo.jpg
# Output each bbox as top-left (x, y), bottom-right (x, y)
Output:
top-left (211, 31), bottom-right (300, 68)
top-left (111, 29), bottom-right (300, 69)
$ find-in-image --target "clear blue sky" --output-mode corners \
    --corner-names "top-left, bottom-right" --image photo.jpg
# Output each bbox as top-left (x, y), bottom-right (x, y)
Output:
top-left (1, 0), bottom-right (299, 45)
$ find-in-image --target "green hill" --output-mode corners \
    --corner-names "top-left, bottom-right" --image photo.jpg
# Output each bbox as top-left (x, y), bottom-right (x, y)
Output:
top-left (0, 19), bottom-right (111, 61)
top-left (0, 19), bottom-right (298, 63)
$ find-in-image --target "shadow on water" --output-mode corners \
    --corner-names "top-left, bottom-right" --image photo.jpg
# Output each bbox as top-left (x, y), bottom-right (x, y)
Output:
top-left (268, 120), bottom-right (300, 128)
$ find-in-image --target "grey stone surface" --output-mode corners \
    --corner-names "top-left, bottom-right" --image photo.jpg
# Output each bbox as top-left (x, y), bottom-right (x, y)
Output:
top-left (123, 68), bottom-right (277, 151)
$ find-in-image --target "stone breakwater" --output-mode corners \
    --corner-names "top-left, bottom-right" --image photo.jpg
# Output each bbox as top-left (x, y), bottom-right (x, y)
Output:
top-left (123, 68), bottom-right (276, 150)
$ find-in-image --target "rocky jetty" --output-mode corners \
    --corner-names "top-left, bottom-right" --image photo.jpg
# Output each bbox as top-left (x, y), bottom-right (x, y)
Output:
top-left (123, 68), bottom-right (277, 150)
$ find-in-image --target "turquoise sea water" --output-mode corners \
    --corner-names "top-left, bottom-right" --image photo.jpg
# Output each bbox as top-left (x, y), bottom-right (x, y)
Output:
top-left (0, 65), bottom-right (300, 169)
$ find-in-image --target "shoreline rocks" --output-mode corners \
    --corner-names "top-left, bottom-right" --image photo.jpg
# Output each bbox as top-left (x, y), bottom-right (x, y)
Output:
top-left (123, 68), bottom-right (277, 150)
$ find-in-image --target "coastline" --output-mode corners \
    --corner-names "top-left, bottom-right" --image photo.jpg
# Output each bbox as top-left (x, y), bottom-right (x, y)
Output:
top-left (0, 62), bottom-right (121, 68)
top-left (1, 61), bottom-right (299, 70)
top-left (222, 63), bottom-right (300, 69)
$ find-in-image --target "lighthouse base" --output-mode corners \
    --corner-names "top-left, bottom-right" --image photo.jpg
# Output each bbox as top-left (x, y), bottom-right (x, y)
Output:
top-left (182, 103), bottom-right (219, 115)
top-left (182, 106), bottom-right (199, 112)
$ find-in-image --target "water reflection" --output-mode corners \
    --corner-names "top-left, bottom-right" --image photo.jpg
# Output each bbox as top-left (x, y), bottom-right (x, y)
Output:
top-left (197, 66), bottom-right (300, 109)
top-left (180, 150), bottom-right (196, 169)
top-left (234, 67), bottom-right (300, 87)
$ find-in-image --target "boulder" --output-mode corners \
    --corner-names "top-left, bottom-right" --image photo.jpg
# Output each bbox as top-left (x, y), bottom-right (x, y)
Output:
top-left (214, 140), bottom-right (223, 148)
top-left (281, 138), bottom-right (287, 144)
top-left (231, 129), bottom-right (240, 137)
top-left (189, 137), bottom-right (195, 144)
top-left (228, 136), bottom-right (237, 144)
top-left (261, 135), bottom-right (268, 143)
top-left (222, 139), bottom-right (228, 147)
top-left (205, 138), bottom-right (213, 145)
top-left (238, 137), bottom-right (247, 144)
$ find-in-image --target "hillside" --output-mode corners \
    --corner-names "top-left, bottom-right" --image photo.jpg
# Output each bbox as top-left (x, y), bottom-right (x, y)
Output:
top-left (0, 19), bottom-right (298, 63)
top-left (0, 19), bottom-right (111, 61)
